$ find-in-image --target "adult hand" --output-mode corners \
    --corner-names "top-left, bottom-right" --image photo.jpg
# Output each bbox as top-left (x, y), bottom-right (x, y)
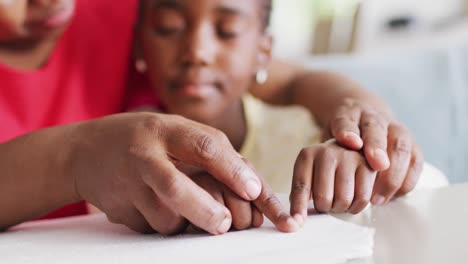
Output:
top-left (70, 113), bottom-right (263, 235)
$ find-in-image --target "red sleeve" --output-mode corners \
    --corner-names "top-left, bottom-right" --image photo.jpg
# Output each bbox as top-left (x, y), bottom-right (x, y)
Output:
top-left (38, 202), bottom-right (88, 220)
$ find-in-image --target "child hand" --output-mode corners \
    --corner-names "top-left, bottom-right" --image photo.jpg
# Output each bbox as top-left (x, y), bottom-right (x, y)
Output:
top-left (191, 171), bottom-right (302, 233)
top-left (289, 140), bottom-right (377, 218)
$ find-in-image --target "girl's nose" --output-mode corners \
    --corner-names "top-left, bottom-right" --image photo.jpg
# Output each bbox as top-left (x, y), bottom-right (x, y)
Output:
top-left (182, 23), bottom-right (217, 67)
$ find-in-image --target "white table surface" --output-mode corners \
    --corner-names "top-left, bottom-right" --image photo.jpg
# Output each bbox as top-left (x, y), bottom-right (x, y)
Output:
top-left (337, 183), bottom-right (468, 264)
top-left (1, 184), bottom-right (466, 263)
top-left (1, 203), bottom-right (374, 264)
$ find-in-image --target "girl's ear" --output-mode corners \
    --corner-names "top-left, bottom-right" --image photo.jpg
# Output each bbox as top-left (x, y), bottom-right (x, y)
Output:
top-left (257, 32), bottom-right (273, 70)
top-left (255, 32), bottom-right (273, 85)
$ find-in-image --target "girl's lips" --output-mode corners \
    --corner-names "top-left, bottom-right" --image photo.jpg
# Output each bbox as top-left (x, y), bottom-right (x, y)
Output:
top-left (175, 83), bottom-right (218, 98)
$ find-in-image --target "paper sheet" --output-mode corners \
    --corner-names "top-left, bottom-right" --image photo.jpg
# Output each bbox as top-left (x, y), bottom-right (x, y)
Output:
top-left (0, 206), bottom-right (374, 264)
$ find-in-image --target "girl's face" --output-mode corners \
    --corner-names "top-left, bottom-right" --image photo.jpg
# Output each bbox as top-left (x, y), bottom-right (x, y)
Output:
top-left (139, 0), bottom-right (272, 124)
top-left (0, 0), bottom-right (75, 43)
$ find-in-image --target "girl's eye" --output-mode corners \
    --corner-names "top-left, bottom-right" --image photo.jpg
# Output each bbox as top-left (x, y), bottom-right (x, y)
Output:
top-left (151, 9), bottom-right (185, 36)
top-left (217, 18), bottom-right (245, 40)
top-left (217, 29), bottom-right (239, 39)
top-left (155, 25), bottom-right (182, 36)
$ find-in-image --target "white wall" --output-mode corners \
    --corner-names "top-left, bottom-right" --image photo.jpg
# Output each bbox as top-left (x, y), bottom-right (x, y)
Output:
top-left (355, 0), bottom-right (466, 53)
top-left (270, 0), bottom-right (315, 59)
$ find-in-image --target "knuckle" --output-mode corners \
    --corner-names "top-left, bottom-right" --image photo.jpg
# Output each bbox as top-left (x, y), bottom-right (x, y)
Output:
top-left (350, 151), bottom-right (365, 162)
top-left (354, 156), bottom-right (370, 170)
top-left (391, 138), bottom-right (412, 156)
top-left (365, 137), bottom-right (385, 148)
top-left (358, 163), bottom-right (375, 176)
top-left (383, 177), bottom-right (402, 192)
top-left (335, 185), bottom-right (354, 202)
top-left (400, 180), bottom-right (417, 194)
top-left (297, 148), bottom-right (315, 162)
top-left (127, 121), bottom-right (163, 162)
top-left (332, 115), bottom-right (354, 125)
top-left (337, 170), bottom-right (354, 187)
top-left (313, 193), bottom-right (333, 211)
top-left (353, 197), bottom-right (370, 208)
top-left (401, 174), bottom-right (420, 194)
top-left (203, 206), bottom-right (225, 229)
top-left (354, 191), bottom-right (371, 205)
top-left (226, 164), bottom-right (243, 185)
top-left (322, 146), bottom-right (337, 156)
top-left (334, 195), bottom-right (353, 209)
top-left (291, 181), bottom-right (311, 195)
top-left (194, 133), bottom-right (220, 162)
top-left (206, 127), bottom-right (230, 145)
top-left (321, 148), bottom-right (339, 164)
top-left (361, 117), bottom-right (387, 131)
top-left (343, 97), bottom-right (357, 108)
top-left (349, 195), bottom-right (371, 214)
top-left (220, 165), bottom-right (245, 187)
top-left (127, 143), bottom-right (153, 166)
top-left (389, 122), bottom-right (407, 132)
top-left (161, 175), bottom-right (181, 198)
top-left (262, 192), bottom-right (280, 208)
top-left (140, 114), bottom-right (163, 137)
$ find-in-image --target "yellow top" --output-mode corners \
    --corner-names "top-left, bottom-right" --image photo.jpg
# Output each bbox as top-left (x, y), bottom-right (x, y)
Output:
top-left (240, 95), bottom-right (321, 193)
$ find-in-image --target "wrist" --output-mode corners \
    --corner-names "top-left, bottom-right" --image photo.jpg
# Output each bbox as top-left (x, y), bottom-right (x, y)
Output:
top-left (0, 125), bottom-right (82, 226)
top-left (51, 124), bottom-right (84, 204)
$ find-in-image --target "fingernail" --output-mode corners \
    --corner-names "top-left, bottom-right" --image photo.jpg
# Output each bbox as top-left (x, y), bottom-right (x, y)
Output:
top-left (371, 195), bottom-right (386, 206)
top-left (245, 177), bottom-right (262, 200)
top-left (374, 149), bottom-right (390, 168)
top-left (344, 132), bottom-right (363, 147)
top-left (216, 218), bottom-right (232, 234)
top-left (293, 214), bottom-right (305, 227)
top-left (344, 132), bottom-right (362, 141)
top-left (344, 132), bottom-right (359, 141)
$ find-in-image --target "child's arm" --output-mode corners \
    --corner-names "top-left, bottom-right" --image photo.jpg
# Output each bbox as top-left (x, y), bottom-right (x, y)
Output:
top-left (251, 59), bottom-right (393, 129)
top-left (290, 140), bottom-right (377, 218)
top-left (251, 59), bottom-right (423, 206)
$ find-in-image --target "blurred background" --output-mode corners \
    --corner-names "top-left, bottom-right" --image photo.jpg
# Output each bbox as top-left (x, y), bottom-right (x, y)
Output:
top-left (270, 0), bottom-right (468, 57)
top-left (269, 0), bottom-right (468, 183)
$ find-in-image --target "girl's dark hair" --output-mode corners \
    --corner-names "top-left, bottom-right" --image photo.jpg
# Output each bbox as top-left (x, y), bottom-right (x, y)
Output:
top-left (138, 0), bottom-right (273, 30)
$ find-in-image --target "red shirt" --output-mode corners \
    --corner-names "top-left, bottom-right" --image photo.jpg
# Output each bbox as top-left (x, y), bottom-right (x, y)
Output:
top-left (0, 0), bottom-right (143, 219)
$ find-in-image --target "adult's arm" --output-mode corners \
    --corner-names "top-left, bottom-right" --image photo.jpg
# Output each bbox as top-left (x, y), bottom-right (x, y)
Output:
top-left (0, 113), bottom-right (298, 234)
